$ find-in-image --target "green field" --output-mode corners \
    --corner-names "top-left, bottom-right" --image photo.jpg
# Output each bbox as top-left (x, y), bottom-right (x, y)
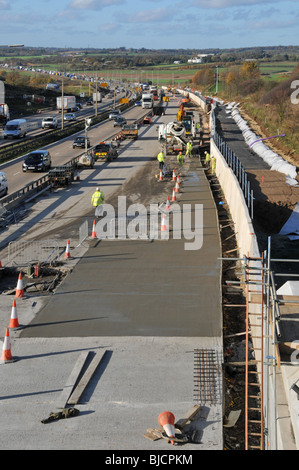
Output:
top-left (258, 61), bottom-right (297, 81)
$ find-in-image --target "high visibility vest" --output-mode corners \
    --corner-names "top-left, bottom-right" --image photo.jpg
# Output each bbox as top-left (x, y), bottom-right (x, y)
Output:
top-left (157, 152), bottom-right (165, 162)
top-left (91, 191), bottom-right (104, 207)
top-left (186, 142), bottom-right (192, 151)
top-left (205, 152), bottom-right (211, 162)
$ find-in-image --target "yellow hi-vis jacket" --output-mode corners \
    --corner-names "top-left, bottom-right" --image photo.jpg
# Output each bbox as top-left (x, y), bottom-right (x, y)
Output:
top-left (91, 190), bottom-right (104, 207)
top-left (157, 152), bottom-right (165, 163)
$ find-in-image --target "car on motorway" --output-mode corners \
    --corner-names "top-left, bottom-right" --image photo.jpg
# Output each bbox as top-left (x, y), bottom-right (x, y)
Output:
top-left (143, 115), bottom-right (153, 124)
top-left (41, 116), bottom-right (58, 129)
top-left (64, 113), bottom-right (76, 121)
top-left (91, 142), bottom-right (118, 162)
top-left (22, 150), bottom-right (52, 172)
top-left (113, 116), bottom-right (127, 127)
top-left (109, 109), bottom-right (121, 120)
top-left (73, 136), bottom-right (91, 149)
top-left (134, 101), bottom-right (142, 106)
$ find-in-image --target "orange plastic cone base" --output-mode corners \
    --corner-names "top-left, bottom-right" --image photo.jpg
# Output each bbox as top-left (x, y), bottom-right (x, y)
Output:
top-left (161, 215), bottom-right (167, 232)
top-left (9, 300), bottom-right (19, 328)
top-left (1, 328), bottom-right (13, 362)
top-left (64, 240), bottom-right (71, 258)
top-left (15, 273), bottom-right (24, 298)
top-left (158, 411), bottom-right (175, 443)
top-left (91, 220), bottom-right (97, 238)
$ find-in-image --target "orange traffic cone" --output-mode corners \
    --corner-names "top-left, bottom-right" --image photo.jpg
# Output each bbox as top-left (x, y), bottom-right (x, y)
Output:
top-left (159, 169), bottom-right (163, 181)
top-left (174, 180), bottom-right (180, 193)
top-left (64, 240), bottom-right (71, 258)
top-left (172, 169), bottom-right (176, 181)
top-left (0, 259), bottom-right (2, 268)
top-left (9, 300), bottom-right (20, 329)
top-left (165, 196), bottom-right (170, 211)
top-left (171, 188), bottom-right (176, 201)
top-left (1, 328), bottom-right (14, 363)
top-left (15, 273), bottom-right (24, 298)
top-left (91, 220), bottom-right (97, 239)
top-left (161, 213), bottom-right (167, 232)
top-left (177, 175), bottom-right (181, 187)
top-left (158, 411), bottom-right (175, 445)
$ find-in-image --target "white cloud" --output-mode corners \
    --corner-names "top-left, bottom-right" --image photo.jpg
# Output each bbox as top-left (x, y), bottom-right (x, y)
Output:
top-left (69, 0), bottom-right (123, 9)
top-left (191, 0), bottom-right (289, 7)
top-left (125, 7), bottom-right (174, 23)
top-left (0, 0), bottom-right (10, 9)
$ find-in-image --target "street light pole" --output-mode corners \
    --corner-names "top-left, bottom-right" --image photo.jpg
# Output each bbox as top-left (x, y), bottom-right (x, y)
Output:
top-left (61, 77), bottom-right (64, 129)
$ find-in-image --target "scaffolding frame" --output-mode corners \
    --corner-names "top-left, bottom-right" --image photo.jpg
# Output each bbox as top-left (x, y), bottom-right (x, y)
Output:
top-left (221, 236), bottom-right (299, 450)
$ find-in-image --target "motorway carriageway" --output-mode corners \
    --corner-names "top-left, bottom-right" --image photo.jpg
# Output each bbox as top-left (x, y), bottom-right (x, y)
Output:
top-left (0, 95), bottom-right (224, 451)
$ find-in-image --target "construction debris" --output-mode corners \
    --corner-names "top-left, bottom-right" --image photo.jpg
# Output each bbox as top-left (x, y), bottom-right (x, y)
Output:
top-left (144, 405), bottom-right (202, 445)
top-left (41, 407), bottom-right (79, 424)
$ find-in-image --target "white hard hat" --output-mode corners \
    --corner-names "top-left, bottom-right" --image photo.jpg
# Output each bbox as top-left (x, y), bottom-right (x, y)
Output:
top-left (96, 187), bottom-right (99, 191)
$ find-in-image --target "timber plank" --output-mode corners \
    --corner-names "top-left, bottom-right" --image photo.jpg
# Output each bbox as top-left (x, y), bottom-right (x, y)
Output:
top-left (67, 349), bottom-right (106, 405)
top-left (56, 351), bottom-right (90, 409)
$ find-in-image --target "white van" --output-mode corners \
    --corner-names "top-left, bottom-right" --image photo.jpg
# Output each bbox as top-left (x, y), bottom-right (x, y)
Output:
top-left (0, 171), bottom-right (8, 197)
top-left (4, 119), bottom-right (27, 139)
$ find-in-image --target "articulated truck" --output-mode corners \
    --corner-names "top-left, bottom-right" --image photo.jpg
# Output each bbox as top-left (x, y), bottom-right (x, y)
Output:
top-left (56, 96), bottom-right (76, 112)
top-left (142, 93), bottom-right (154, 109)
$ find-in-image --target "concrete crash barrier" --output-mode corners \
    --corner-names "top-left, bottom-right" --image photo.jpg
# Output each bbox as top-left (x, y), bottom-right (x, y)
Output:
top-left (210, 138), bottom-right (260, 259)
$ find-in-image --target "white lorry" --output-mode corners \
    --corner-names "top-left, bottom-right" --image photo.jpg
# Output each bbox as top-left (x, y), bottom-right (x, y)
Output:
top-left (93, 92), bottom-right (102, 103)
top-left (142, 93), bottom-right (154, 109)
top-left (0, 103), bottom-right (10, 127)
top-left (4, 119), bottom-right (27, 139)
top-left (0, 171), bottom-right (8, 197)
top-left (56, 96), bottom-right (76, 113)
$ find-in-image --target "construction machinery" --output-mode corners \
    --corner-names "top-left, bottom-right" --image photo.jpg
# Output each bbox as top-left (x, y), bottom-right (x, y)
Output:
top-left (120, 124), bottom-right (138, 140)
top-left (48, 165), bottom-right (75, 187)
top-left (158, 121), bottom-right (187, 155)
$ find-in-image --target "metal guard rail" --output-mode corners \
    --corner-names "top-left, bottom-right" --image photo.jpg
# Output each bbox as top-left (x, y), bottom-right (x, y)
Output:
top-left (0, 98), bottom-right (135, 165)
top-left (0, 107), bottom-right (152, 212)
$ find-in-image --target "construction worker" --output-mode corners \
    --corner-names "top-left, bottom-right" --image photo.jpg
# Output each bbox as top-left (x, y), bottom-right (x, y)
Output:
top-left (185, 141), bottom-right (193, 158)
top-left (91, 187), bottom-right (105, 218)
top-left (211, 155), bottom-right (216, 175)
top-left (157, 150), bottom-right (165, 170)
top-left (177, 151), bottom-right (184, 167)
top-left (204, 150), bottom-right (211, 168)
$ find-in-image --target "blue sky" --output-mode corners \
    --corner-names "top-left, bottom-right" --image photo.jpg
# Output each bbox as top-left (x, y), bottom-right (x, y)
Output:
top-left (0, 0), bottom-right (298, 50)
